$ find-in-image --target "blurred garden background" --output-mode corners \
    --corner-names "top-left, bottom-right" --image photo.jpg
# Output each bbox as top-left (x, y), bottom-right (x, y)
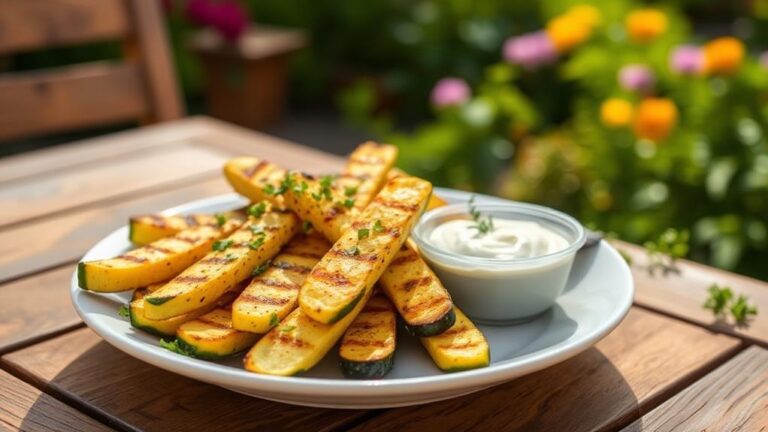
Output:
top-left (5, 0), bottom-right (768, 280)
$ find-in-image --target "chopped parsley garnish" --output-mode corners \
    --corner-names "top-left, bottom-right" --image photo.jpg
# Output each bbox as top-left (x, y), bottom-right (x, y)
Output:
top-left (302, 221), bottom-right (313, 234)
top-left (159, 338), bottom-right (195, 357)
top-left (468, 195), bottom-right (494, 235)
top-left (212, 239), bottom-right (233, 251)
top-left (249, 224), bottom-right (265, 234)
top-left (341, 198), bottom-right (355, 209)
top-left (215, 213), bottom-right (227, 227)
top-left (293, 181), bottom-right (308, 194)
top-left (280, 325), bottom-right (296, 332)
top-left (248, 202), bottom-right (267, 218)
top-left (252, 260), bottom-right (270, 277)
top-left (358, 228), bottom-right (370, 240)
top-left (117, 305), bottom-right (130, 318)
top-left (263, 184), bottom-right (276, 195)
top-left (372, 220), bottom-right (385, 233)
top-left (344, 186), bottom-right (358, 197)
top-left (345, 246), bottom-right (361, 256)
top-left (249, 233), bottom-right (266, 250)
top-left (312, 175), bottom-right (335, 201)
top-left (269, 312), bottom-right (280, 327)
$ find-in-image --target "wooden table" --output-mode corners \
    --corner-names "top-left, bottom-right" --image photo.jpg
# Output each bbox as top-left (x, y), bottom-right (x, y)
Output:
top-left (1, 116), bottom-right (766, 431)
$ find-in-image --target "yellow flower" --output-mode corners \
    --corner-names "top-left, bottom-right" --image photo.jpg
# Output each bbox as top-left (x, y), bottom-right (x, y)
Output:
top-left (626, 9), bottom-right (667, 43)
top-left (546, 14), bottom-right (591, 53)
top-left (703, 37), bottom-right (745, 75)
top-left (566, 5), bottom-right (601, 29)
top-left (633, 98), bottom-right (678, 141)
top-left (600, 98), bottom-right (634, 127)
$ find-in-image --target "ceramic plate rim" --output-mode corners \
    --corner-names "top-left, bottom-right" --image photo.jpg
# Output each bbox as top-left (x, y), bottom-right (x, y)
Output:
top-left (70, 188), bottom-right (634, 399)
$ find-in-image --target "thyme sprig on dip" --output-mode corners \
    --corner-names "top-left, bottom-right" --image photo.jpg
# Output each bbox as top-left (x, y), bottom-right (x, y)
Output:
top-left (468, 195), bottom-right (494, 235)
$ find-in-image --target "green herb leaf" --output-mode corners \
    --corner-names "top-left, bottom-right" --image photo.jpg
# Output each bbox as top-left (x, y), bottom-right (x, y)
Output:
top-left (280, 325), bottom-right (296, 332)
top-left (358, 228), bottom-right (370, 240)
top-left (249, 236), bottom-right (265, 250)
top-left (252, 260), bottom-right (270, 277)
top-left (344, 186), bottom-right (358, 197)
top-left (302, 221), bottom-right (313, 234)
top-left (248, 202), bottom-right (267, 218)
top-left (342, 198), bottom-right (355, 208)
top-left (215, 213), bottom-right (227, 227)
top-left (263, 184), bottom-right (276, 195)
top-left (344, 246), bottom-right (361, 256)
top-left (467, 195), bottom-right (494, 235)
top-left (159, 338), bottom-right (195, 357)
top-left (269, 312), bottom-right (279, 327)
top-left (117, 305), bottom-right (130, 318)
top-left (703, 284), bottom-right (733, 316)
top-left (293, 181), bottom-right (308, 194)
top-left (372, 219), bottom-right (385, 233)
top-left (212, 239), bottom-right (234, 251)
top-left (249, 224), bottom-right (265, 234)
top-left (730, 294), bottom-right (758, 324)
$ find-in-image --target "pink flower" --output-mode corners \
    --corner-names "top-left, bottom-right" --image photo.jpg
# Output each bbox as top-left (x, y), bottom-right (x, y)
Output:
top-left (618, 64), bottom-right (655, 92)
top-left (431, 78), bottom-right (471, 108)
top-left (212, 0), bottom-right (248, 42)
top-left (670, 45), bottom-right (703, 74)
top-left (760, 51), bottom-right (768, 70)
top-left (503, 31), bottom-right (558, 69)
top-left (185, 0), bottom-right (217, 26)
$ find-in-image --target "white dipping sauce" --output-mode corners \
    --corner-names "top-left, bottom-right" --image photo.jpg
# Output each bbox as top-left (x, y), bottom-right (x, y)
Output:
top-left (429, 219), bottom-right (569, 260)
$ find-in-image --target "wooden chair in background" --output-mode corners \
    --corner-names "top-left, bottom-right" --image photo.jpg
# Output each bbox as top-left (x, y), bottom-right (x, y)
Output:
top-left (0, 0), bottom-right (184, 142)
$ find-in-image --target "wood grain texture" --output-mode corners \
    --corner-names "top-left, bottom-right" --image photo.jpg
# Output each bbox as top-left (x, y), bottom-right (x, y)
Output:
top-left (0, 368), bottom-right (110, 431)
top-left (1, 328), bottom-right (368, 432)
top-left (0, 141), bottom-right (228, 227)
top-left (124, 0), bottom-right (184, 122)
top-left (0, 0), bottom-right (129, 54)
top-left (0, 62), bottom-right (148, 141)
top-left (0, 116), bottom-right (343, 184)
top-left (623, 346), bottom-right (768, 431)
top-left (351, 308), bottom-right (741, 432)
top-left (617, 241), bottom-right (768, 346)
top-left (0, 177), bottom-right (232, 283)
top-left (0, 266), bottom-right (82, 355)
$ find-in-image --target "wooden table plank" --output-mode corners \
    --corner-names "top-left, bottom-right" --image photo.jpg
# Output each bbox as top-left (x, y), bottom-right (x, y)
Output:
top-left (0, 141), bottom-right (228, 228)
top-left (0, 177), bottom-right (230, 284)
top-left (1, 328), bottom-right (369, 432)
top-left (618, 242), bottom-right (768, 346)
top-left (623, 346), bottom-right (768, 431)
top-left (0, 266), bottom-right (81, 355)
top-left (0, 368), bottom-right (111, 432)
top-left (350, 308), bottom-right (741, 432)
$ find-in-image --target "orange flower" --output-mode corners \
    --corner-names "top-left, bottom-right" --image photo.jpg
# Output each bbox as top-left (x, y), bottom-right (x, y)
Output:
top-left (546, 14), bottom-right (591, 53)
top-left (703, 37), bottom-right (744, 75)
top-left (633, 98), bottom-right (678, 141)
top-left (600, 98), bottom-right (634, 127)
top-left (566, 5), bottom-right (602, 29)
top-left (626, 9), bottom-right (667, 43)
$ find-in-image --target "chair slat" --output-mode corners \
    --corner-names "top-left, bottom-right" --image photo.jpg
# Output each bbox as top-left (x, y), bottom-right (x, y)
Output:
top-left (0, 0), bottom-right (129, 54)
top-left (0, 62), bottom-right (148, 141)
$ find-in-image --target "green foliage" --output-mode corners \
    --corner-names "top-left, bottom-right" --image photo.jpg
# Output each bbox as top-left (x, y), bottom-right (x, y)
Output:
top-left (703, 284), bottom-right (758, 324)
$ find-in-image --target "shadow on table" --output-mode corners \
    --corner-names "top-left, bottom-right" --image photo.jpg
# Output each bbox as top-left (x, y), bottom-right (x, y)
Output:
top-left (19, 332), bottom-right (371, 432)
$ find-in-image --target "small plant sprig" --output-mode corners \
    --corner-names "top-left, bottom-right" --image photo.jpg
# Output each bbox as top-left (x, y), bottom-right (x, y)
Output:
top-left (467, 195), bottom-right (494, 235)
top-left (644, 228), bottom-right (690, 274)
top-left (703, 284), bottom-right (758, 325)
top-left (117, 305), bottom-right (130, 318)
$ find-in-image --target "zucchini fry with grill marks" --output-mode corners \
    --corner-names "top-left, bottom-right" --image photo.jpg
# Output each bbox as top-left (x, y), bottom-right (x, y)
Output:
top-left (143, 210), bottom-right (299, 320)
top-left (244, 285), bottom-right (374, 376)
top-left (420, 307), bottom-right (490, 372)
top-left (171, 305), bottom-right (260, 359)
top-left (339, 294), bottom-right (396, 379)
top-left (78, 220), bottom-right (242, 292)
top-left (223, 157), bottom-right (287, 208)
top-left (232, 232), bottom-right (331, 333)
top-left (129, 210), bottom-right (245, 246)
top-left (387, 168), bottom-right (447, 211)
top-left (335, 142), bottom-right (398, 210)
top-left (298, 176), bottom-right (432, 324)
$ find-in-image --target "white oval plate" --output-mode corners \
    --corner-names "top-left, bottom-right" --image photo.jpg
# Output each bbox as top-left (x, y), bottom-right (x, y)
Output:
top-left (71, 188), bottom-right (633, 409)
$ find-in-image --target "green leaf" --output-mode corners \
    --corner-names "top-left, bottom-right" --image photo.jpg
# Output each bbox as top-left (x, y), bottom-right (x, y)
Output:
top-left (302, 221), bottom-right (313, 234)
top-left (159, 338), bottom-right (195, 357)
top-left (730, 295), bottom-right (758, 324)
top-left (212, 239), bottom-right (233, 251)
top-left (703, 284), bottom-right (733, 316)
top-left (269, 313), bottom-right (279, 328)
top-left (358, 228), bottom-right (370, 240)
top-left (215, 213), bottom-right (227, 227)
top-left (252, 260), bottom-right (270, 277)
top-left (279, 325), bottom-right (296, 332)
top-left (117, 305), bottom-right (130, 318)
top-left (248, 202), bottom-right (267, 218)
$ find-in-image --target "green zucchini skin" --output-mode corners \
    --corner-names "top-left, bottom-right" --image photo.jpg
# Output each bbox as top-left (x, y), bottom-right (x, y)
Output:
top-left (77, 262), bottom-right (88, 290)
top-left (128, 309), bottom-right (174, 338)
top-left (339, 353), bottom-right (394, 379)
top-left (404, 308), bottom-right (456, 337)
top-left (330, 287), bottom-right (367, 324)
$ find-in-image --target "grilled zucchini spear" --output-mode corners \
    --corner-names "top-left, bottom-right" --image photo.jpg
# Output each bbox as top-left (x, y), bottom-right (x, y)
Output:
top-left (223, 157), bottom-right (287, 208)
top-left (171, 305), bottom-right (259, 359)
top-left (129, 210), bottom-right (245, 246)
top-left (231, 232), bottom-right (331, 333)
top-left (339, 294), bottom-right (397, 378)
top-left (143, 211), bottom-right (299, 320)
top-left (78, 220), bottom-right (241, 292)
top-left (335, 142), bottom-right (398, 210)
top-left (297, 176), bottom-right (432, 324)
top-left (420, 307), bottom-right (490, 371)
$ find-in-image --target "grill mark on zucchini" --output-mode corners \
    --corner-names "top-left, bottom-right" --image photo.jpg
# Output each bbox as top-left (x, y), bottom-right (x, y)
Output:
top-left (184, 215), bottom-right (199, 227)
top-left (327, 248), bottom-right (379, 262)
top-left (117, 255), bottom-right (149, 263)
top-left (259, 279), bottom-right (299, 290)
top-left (175, 236), bottom-right (199, 244)
top-left (341, 339), bottom-right (390, 348)
top-left (389, 251), bottom-right (419, 266)
top-left (198, 257), bottom-right (235, 265)
top-left (402, 276), bottom-right (432, 292)
top-left (374, 199), bottom-right (421, 212)
top-left (323, 207), bottom-right (341, 223)
top-left (437, 326), bottom-right (469, 337)
top-left (144, 245), bottom-right (173, 254)
top-left (239, 294), bottom-right (291, 306)
top-left (271, 261), bottom-right (312, 274)
top-left (310, 269), bottom-right (353, 286)
top-left (274, 333), bottom-right (313, 349)
top-left (403, 296), bottom-right (450, 314)
top-left (243, 160), bottom-right (270, 179)
top-left (147, 214), bottom-right (167, 227)
top-left (438, 341), bottom-right (483, 350)
top-left (175, 275), bottom-right (209, 283)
